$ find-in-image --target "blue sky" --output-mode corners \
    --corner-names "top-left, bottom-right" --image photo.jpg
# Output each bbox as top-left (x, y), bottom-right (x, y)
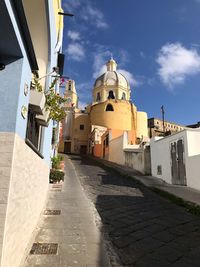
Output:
top-left (62, 0), bottom-right (200, 125)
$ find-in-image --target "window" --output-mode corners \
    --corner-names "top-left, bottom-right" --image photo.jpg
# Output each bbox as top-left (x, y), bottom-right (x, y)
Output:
top-left (157, 165), bottom-right (162, 175)
top-left (80, 124), bottom-right (84, 130)
top-left (108, 90), bottom-right (115, 99)
top-left (96, 92), bottom-right (101, 102)
top-left (121, 92), bottom-right (126, 100)
top-left (26, 107), bottom-right (41, 150)
top-left (106, 104), bottom-right (114, 111)
top-left (68, 81), bottom-right (71, 91)
top-left (105, 134), bottom-right (109, 147)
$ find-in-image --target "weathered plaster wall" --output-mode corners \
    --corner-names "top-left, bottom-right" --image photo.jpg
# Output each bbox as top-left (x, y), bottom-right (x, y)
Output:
top-left (1, 133), bottom-right (49, 267)
top-left (124, 149), bottom-right (144, 174)
top-left (109, 135), bottom-right (125, 165)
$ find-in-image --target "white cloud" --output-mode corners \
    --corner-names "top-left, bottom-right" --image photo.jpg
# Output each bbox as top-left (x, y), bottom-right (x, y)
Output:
top-left (140, 51), bottom-right (145, 58)
top-left (63, 0), bottom-right (108, 29)
top-left (156, 42), bottom-right (200, 88)
top-left (66, 43), bottom-right (85, 61)
top-left (63, 0), bottom-right (81, 11)
top-left (118, 69), bottom-right (138, 86)
top-left (81, 5), bottom-right (108, 29)
top-left (93, 50), bottom-right (111, 78)
top-left (67, 31), bottom-right (81, 41)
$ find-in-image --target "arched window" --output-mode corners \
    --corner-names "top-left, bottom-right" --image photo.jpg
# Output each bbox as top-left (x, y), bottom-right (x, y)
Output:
top-left (108, 90), bottom-right (115, 99)
top-left (96, 92), bottom-right (101, 102)
top-left (106, 104), bottom-right (114, 111)
top-left (121, 92), bottom-right (126, 100)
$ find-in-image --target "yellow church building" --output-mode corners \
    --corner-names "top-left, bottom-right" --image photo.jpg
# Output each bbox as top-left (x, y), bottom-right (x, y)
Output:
top-left (59, 58), bottom-right (148, 160)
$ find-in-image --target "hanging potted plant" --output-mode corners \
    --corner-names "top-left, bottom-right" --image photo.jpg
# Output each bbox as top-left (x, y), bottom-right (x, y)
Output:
top-left (32, 75), bottom-right (67, 124)
top-left (29, 76), bottom-right (46, 115)
top-left (44, 78), bottom-right (67, 121)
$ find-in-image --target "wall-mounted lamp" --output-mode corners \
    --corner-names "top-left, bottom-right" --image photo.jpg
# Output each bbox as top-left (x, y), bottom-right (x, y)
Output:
top-left (58, 12), bottom-right (74, 17)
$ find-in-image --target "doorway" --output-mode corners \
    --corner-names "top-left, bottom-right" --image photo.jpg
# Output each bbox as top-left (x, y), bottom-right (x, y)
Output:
top-left (64, 142), bottom-right (71, 154)
top-left (170, 139), bottom-right (186, 185)
top-left (80, 145), bottom-right (87, 155)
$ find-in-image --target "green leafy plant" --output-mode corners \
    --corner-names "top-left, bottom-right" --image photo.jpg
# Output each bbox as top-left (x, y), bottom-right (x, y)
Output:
top-left (49, 169), bottom-right (64, 183)
top-left (33, 75), bottom-right (67, 121)
top-left (51, 155), bottom-right (63, 169)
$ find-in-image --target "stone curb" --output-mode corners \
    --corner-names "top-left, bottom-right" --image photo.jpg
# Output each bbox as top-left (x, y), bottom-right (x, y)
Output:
top-left (87, 155), bottom-right (200, 216)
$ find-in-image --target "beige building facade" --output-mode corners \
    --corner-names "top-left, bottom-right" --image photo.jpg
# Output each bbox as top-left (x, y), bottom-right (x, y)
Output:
top-left (148, 117), bottom-right (186, 138)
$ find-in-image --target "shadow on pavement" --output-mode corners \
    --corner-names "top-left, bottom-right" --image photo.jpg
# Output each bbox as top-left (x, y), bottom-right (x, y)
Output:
top-left (69, 155), bottom-right (200, 267)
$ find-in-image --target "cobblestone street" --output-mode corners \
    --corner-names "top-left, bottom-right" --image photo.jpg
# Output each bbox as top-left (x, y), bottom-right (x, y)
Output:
top-left (70, 155), bottom-right (200, 267)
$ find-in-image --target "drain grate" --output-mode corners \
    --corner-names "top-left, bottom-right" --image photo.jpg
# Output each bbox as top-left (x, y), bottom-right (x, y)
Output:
top-left (51, 189), bottom-right (61, 191)
top-left (30, 243), bottom-right (58, 255)
top-left (44, 209), bottom-right (61, 215)
top-left (52, 185), bottom-right (62, 188)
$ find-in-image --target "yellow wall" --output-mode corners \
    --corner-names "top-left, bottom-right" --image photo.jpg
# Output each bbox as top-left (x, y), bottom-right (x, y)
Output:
top-left (136, 111), bottom-right (148, 138)
top-left (93, 85), bottom-right (131, 103)
top-left (53, 0), bottom-right (63, 35)
top-left (72, 113), bottom-right (90, 153)
top-left (90, 100), bottom-right (135, 130)
top-left (110, 129), bottom-right (124, 139)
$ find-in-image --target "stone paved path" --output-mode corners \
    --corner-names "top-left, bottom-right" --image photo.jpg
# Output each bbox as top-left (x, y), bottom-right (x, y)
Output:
top-left (71, 155), bottom-right (200, 267)
top-left (22, 156), bottom-right (110, 267)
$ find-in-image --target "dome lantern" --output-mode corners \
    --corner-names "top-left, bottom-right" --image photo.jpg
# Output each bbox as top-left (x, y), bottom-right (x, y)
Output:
top-left (106, 58), bottom-right (117, 71)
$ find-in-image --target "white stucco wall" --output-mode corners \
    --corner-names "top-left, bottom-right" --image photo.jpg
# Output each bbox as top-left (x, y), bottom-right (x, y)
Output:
top-left (1, 133), bottom-right (49, 267)
top-left (186, 154), bottom-right (200, 190)
top-left (150, 129), bottom-right (200, 191)
top-left (109, 135), bottom-right (125, 165)
top-left (186, 130), bottom-right (200, 156)
top-left (150, 131), bottom-right (187, 184)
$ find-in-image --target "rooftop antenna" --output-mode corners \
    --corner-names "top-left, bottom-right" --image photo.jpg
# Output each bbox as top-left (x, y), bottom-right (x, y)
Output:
top-left (161, 105), bottom-right (165, 134)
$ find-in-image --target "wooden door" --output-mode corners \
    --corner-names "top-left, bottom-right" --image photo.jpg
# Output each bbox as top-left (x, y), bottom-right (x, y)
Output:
top-left (64, 142), bottom-right (71, 154)
top-left (171, 139), bottom-right (186, 185)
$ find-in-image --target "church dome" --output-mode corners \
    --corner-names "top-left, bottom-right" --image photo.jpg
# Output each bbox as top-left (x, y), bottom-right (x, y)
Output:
top-left (93, 58), bottom-right (131, 103)
top-left (94, 58), bottom-right (129, 89)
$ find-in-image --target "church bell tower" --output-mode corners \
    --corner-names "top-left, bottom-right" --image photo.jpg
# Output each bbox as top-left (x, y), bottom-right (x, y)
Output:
top-left (64, 79), bottom-right (78, 108)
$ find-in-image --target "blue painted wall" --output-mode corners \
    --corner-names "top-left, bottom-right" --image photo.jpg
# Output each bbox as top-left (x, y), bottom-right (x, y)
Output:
top-left (0, 0), bottom-right (62, 165)
top-left (0, 58), bottom-right (24, 133)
